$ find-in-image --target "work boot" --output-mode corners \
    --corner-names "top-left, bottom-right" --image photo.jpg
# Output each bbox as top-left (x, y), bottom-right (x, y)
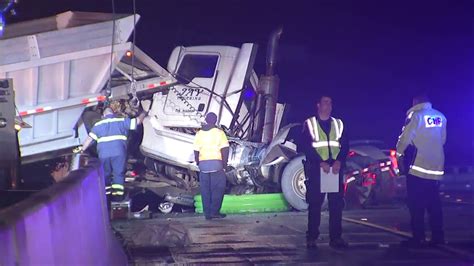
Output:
top-left (329, 238), bottom-right (349, 249)
top-left (211, 213), bottom-right (226, 219)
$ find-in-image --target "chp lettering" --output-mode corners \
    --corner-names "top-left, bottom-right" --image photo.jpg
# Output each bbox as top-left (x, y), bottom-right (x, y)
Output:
top-left (424, 116), bottom-right (442, 127)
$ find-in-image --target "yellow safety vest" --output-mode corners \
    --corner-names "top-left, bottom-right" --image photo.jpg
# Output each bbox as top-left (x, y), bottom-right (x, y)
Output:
top-left (305, 116), bottom-right (344, 161)
top-left (193, 128), bottom-right (229, 161)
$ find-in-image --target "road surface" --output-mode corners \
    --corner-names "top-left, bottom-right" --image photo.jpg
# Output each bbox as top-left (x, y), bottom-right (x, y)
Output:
top-left (113, 201), bottom-right (474, 265)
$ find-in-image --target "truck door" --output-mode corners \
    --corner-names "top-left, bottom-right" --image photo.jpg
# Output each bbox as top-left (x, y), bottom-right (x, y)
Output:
top-left (164, 53), bottom-right (219, 123)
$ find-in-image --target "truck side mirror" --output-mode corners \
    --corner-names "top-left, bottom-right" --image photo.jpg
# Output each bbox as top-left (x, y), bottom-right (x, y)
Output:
top-left (167, 46), bottom-right (184, 74)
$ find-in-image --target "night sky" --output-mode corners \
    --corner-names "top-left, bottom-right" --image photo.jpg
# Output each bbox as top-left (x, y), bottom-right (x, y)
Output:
top-left (5, 0), bottom-right (474, 164)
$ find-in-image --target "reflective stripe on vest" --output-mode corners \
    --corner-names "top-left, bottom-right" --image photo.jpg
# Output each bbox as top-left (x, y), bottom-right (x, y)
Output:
top-left (312, 141), bottom-right (340, 148)
top-left (97, 135), bottom-right (127, 143)
top-left (94, 117), bottom-right (126, 126)
top-left (410, 165), bottom-right (444, 176)
top-left (91, 117), bottom-right (133, 143)
top-left (130, 118), bottom-right (137, 130)
top-left (89, 132), bottom-right (99, 141)
top-left (306, 116), bottom-right (344, 161)
top-left (96, 117), bottom-right (135, 130)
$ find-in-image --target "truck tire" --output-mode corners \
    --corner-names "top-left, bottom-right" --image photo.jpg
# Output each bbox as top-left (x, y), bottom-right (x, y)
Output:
top-left (281, 155), bottom-right (308, 211)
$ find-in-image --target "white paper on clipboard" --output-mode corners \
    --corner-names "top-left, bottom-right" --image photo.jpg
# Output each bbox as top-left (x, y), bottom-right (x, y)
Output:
top-left (320, 167), bottom-right (339, 193)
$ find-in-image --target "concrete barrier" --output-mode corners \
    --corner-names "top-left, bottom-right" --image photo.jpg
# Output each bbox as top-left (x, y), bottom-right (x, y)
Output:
top-left (0, 155), bottom-right (127, 266)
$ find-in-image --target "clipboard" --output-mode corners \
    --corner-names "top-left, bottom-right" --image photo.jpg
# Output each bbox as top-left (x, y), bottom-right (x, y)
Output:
top-left (320, 167), bottom-right (339, 193)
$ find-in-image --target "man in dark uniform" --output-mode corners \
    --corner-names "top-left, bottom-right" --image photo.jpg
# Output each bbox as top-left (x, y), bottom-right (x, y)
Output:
top-left (80, 107), bottom-right (145, 201)
top-left (300, 95), bottom-right (349, 249)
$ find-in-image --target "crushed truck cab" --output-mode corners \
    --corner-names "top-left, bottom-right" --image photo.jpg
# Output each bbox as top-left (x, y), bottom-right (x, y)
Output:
top-left (140, 44), bottom-right (267, 170)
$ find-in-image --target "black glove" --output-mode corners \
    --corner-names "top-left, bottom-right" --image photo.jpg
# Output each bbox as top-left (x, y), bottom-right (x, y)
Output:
top-left (397, 155), bottom-right (408, 175)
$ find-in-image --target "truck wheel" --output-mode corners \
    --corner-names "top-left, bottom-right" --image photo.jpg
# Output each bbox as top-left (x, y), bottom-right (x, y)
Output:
top-left (281, 155), bottom-right (308, 211)
top-left (159, 201), bottom-right (174, 214)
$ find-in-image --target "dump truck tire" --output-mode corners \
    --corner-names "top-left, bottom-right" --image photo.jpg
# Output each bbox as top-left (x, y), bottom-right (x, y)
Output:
top-left (281, 156), bottom-right (308, 211)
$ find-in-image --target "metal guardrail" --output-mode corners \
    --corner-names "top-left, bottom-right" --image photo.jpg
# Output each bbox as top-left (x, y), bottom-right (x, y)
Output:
top-left (0, 154), bottom-right (127, 266)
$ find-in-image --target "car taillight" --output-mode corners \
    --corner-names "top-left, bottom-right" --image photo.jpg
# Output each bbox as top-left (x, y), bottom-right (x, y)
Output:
top-left (348, 151), bottom-right (357, 157)
top-left (389, 149), bottom-right (399, 175)
top-left (362, 172), bottom-right (377, 186)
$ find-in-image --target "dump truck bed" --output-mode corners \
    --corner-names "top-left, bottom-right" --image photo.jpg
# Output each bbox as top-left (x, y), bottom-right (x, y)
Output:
top-left (0, 11), bottom-right (175, 162)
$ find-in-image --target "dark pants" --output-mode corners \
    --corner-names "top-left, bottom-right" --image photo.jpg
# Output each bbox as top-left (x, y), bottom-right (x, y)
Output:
top-left (305, 163), bottom-right (345, 241)
top-left (199, 170), bottom-right (226, 219)
top-left (101, 154), bottom-right (127, 196)
top-left (406, 174), bottom-right (444, 242)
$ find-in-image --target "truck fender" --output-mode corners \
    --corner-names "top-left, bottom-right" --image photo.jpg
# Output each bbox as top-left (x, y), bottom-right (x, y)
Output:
top-left (260, 123), bottom-right (300, 166)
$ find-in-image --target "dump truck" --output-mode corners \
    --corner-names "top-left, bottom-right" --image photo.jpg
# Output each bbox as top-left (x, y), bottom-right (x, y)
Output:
top-left (0, 11), bottom-right (401, 211)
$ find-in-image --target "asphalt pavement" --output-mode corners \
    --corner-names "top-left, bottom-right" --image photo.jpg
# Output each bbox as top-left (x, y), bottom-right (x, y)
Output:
top-left (113, 201), bottom-right (474, 265)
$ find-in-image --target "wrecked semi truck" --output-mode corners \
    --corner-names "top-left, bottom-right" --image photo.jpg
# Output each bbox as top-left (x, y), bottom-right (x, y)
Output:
top-left (0, 11), bottom-right (401, 211)
top-left (129, 30), bottom-right (402, 211)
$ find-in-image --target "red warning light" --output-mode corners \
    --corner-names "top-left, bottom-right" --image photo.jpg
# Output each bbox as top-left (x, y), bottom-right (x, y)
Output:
top-left (390, 149), bottom-right (396, 157)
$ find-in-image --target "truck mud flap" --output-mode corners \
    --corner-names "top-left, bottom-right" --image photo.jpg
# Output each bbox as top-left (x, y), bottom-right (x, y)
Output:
top-left (194, 193), bottom-right (290, 214)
